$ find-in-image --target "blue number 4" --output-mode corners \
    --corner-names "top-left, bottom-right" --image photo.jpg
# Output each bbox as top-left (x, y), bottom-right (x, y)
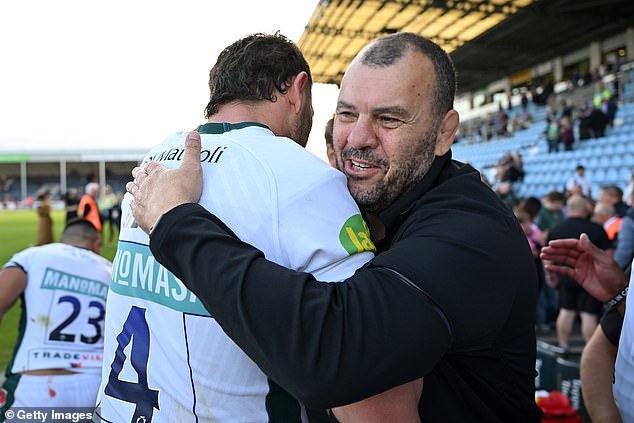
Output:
top-left (105, 306), bottom-right (159, 423)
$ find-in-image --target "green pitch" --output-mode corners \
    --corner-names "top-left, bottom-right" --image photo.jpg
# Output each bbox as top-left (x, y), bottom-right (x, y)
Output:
top-left (0, 209), bottom-right (118, 374)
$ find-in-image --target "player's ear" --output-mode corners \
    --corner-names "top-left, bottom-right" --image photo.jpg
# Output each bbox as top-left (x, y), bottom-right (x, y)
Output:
top-left (288, 71), bottom-right (310, 115)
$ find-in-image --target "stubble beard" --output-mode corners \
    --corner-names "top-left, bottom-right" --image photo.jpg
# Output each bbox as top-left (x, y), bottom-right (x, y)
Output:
top-left (292, 103), bottom-right (313, 147)
top-left (338, 130), bottom-right (438, 214)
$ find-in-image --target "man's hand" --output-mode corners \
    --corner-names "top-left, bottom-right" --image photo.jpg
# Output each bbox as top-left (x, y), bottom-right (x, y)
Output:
top-left (540, 233), bottom-right (626, 302)
top-left (127, 131), bottom-right (203, 234)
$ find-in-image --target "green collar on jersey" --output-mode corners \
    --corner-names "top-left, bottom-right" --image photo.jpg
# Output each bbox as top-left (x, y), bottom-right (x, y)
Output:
top-left (196, 122), bottom-right (270, 134)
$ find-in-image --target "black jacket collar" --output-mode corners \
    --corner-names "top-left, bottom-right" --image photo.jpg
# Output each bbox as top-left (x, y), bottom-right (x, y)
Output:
top-left (374, 150), bottom-right (453, 251)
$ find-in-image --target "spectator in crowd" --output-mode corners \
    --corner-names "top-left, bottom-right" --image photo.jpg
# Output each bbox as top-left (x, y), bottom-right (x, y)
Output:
top-left (98, 184), bottom-right (119, 246)
top-left (495, 151), bottom-right (524, 193)
top-left (520, 108), bottom-right (533, 128)
top-left (520, 92), bottom-right (529, 112)
top-left (545, 116), bottom-right (560, 153)
top-left (533, 190), bottom-right (566, 331)
top-left (506, 152), bottom-right (524, 183)
top-left (62, 188), bottom-right (80, 224)
top-left (593, 81), bottom-right (612, 109)
top-left (0, 218), bottom-right (110, 410)
top-left (536, 190), bottom-right (566, 235)
top-left (517, 196), bottom-right (543, 225)
top-left (545, 104), bottom-right (558, 121)
top-left (77, 182), bottom-right (101, 232)
top-left (598, 184), bottom-right (629, 218)
top-left (558, 99), bottom-right (573, 119)
top-left (111, 191), bottom-right (123, 235)
top-left (544, 195), bottom-right (613, 349)
top-left (515, 208), bottom-right (546, 304)
top-left (36, 192), bottom-right (54, 246)
top-left (588, 104), bottom-right (608, 138)
top-left (516, 198), bottom-right (550, 332)
top-left (559, 115), bottom-right (575, 151)
top-left (540, 233), bottom-right (629, 422)
top-left (127, 31), bottom-right (542, 421)
top-left (515, 206), bottom-right (545, 288)
top-left (565, 165), bottom-right (592, 200)
top-left (479, 116), bottom-right (491, 142)
top-left (577, 102), bottom-right (593, 141)
top-left (508, 113), bottom-right (524, 133)
top-left (593, 202), bottom-right (622, 243)
top-left (495, 152), bottom-right (511, 182)
top-left (603, 96), bottom-right (619, 129)
top-left (496, 180), bottom-right (521, 210)
top-left (516, 209), bottom-right (543, 259)
top-left (492, 107), bottom-right (509, 137)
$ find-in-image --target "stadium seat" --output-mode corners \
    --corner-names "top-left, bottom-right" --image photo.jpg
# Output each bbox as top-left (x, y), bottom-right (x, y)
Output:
top-left (619, 168), bottom-right (632, 182)
top-left (598, 156), bottom-right (610, 169)
top-left (611, 155), bottom-right (624, 167)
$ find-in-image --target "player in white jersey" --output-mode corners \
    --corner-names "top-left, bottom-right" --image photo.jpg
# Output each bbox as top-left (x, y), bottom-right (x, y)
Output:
top-left (0, 218), bottom-right (110, 413)
top-left (94, 33), bottom-right (376, 423)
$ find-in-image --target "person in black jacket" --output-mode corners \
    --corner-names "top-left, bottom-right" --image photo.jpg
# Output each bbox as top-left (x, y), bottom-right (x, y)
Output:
top-left (128, 32), bottom-right (542, 422)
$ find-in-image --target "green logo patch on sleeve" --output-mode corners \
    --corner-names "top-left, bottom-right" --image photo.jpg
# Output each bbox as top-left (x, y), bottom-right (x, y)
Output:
top-left (339, 214), bottom-right (376, 254)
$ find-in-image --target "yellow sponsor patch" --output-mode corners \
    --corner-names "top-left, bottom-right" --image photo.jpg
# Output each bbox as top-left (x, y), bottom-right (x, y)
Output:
top-left (339, 214), bottom-right (376, 254)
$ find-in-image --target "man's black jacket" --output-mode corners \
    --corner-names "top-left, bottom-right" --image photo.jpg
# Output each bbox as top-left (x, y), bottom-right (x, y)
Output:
top-left (151, 151), bottom-right (542, 422)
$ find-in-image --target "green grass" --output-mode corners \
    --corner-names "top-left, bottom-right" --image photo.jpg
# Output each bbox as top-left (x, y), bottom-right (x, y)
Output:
top-left (0, 210), bottom-right (118, 373)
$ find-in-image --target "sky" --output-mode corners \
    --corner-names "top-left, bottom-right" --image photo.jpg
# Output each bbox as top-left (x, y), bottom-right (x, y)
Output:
top-left (0, 0), bottom-right (339, 161)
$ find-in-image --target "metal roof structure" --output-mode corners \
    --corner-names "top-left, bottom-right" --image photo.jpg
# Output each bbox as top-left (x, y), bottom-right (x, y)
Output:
top-left (298, 0), bottom-right (634, 93)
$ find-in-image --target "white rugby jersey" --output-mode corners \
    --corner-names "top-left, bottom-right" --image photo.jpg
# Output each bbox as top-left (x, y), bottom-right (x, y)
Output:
top-left (95, 123), bottom-right (375, 423)
top-left (614, 266), bottom-right (634, 422)
top-left (2, 243), bottom-right (112, 374)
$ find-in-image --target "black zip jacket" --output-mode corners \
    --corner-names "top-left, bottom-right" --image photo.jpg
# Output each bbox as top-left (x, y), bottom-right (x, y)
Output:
top-left (150, 151), bottom-right (543, 422)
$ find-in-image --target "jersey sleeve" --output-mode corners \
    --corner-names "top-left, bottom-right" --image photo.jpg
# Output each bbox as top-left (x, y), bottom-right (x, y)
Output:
top-left (3, 247), bottom-right (35, 272)
top-left (276, 168), bottom-right (374, 281)
top-left (600, 305), bottom-right (624, 347)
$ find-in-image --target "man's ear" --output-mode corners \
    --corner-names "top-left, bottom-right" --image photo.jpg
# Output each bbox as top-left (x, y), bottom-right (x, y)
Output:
top-left (288, 71), bottom-right (310, 115)
top-left (435, 109), bottom-right (460, 156)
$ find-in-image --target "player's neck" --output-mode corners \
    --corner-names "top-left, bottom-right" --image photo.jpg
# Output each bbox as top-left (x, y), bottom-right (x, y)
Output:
top-left (208, 101), bottom-right (289, 138)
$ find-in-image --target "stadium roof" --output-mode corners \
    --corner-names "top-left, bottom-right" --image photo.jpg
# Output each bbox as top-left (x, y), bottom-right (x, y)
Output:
top-left (298, 0), bottom-right (634, 93)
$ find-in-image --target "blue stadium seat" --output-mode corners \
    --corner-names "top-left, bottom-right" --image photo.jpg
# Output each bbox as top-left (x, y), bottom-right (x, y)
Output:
top-left (611, 155), bottom-right (624, 167)
top-left (593, 169), bottom-right (607, 185)
top-left (619, 167), bottom-right (632, 182)
top-left (598, 156), bottom-right (610, 169)
top-left (605, 168), bottom-right (619, 185)
top-left (614, 142), bottom-right (627, 155)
